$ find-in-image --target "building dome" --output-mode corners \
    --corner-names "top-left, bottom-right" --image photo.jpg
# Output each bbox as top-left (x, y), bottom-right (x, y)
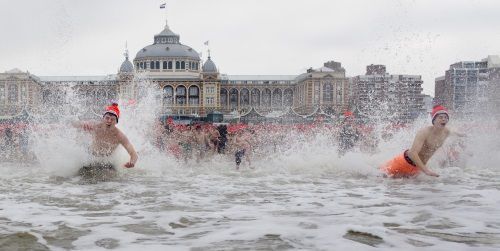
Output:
top-left (202, 56), bottom-right (218, 72)
top-left (135, 44), bottom-right (200, 59)
top-left (119, 55), bottom-right (134, 73)
top-left (134, 22), bottom-right (200, 61)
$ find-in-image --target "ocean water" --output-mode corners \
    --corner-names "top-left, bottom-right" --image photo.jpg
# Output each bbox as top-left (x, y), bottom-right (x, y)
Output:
top-left (1, 118), bottom-right (500, 251)
top-left (1, 85), bottom-right (499, 250)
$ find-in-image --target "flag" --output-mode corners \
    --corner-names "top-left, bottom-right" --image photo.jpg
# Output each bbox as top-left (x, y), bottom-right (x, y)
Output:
top-left (160, 3), bottom-right (166, 9)
top-left (204, 40), bottom-right (209, 46)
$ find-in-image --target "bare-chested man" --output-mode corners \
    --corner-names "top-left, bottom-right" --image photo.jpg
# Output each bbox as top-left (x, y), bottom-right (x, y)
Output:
top-left (207, 125), bottom-right (221, 154)
top-left (192, 124), bottom-right (210, 162)
top-left (381, 105), bottom-right (464, 178)
top-left (74, 103), bottom-right (138, 180)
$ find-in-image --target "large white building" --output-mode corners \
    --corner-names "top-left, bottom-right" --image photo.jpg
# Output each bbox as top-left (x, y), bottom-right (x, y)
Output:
top-left (0, 19), bottom-right (351, 123)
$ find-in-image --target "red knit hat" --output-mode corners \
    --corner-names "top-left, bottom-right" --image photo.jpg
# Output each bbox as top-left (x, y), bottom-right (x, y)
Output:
top-left (431, 105), bottom-right (448, 124)
top-left (104, 102), bottom-right (120, 123)
top-left (344, 111), bottom-right (354, 118)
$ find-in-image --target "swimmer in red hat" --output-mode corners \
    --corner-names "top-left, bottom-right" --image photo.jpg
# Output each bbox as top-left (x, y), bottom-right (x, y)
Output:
top-left (381, 105), bottom-right (464, 178)
top-left (73, 102), bottom-right (138, 180)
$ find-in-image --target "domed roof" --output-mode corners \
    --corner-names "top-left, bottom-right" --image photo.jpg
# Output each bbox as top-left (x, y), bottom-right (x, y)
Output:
top-left (134, 21), bottom-right (200, 61)
top-left (202, 56), bottom-right (218, 72)
top-left (155, 26), bottom-right (179, 38)
top-left (119, 57), bottom-right (134, 73)
top-left (135, 43), bottom-right (200, 60)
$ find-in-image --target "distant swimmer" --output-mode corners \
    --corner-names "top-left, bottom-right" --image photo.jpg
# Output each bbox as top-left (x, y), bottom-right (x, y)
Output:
top-left (338, 111), bottom-right (359, 156)
top-left (232, 129), bottom-right (253, 170)
top-left (73, 102), bottom-right (138, 180)
top-left (381, 105), bottom-right (464, 178)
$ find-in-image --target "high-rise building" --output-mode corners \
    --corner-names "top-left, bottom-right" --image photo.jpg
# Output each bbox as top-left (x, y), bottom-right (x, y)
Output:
top-left (434, 55), bottom-right (500, 116)
top-left (351, 64), bottom-right (425, 122)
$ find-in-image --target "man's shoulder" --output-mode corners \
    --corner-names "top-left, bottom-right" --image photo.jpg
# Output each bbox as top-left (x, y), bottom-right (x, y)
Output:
top-left (416, 126), bottom-right (433, 136)
top-left (113, 126), bottom-right (125, 135)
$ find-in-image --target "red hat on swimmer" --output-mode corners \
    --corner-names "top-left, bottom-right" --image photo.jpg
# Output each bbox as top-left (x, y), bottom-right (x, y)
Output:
top-left (431, 105), bottom-right (448, 124)
top-left (104, 102), bottom-right (120, 123)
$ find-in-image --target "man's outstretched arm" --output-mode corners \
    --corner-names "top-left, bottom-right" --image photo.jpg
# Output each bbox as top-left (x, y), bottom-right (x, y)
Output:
top-left (119, 132), bottom-right (138, 168)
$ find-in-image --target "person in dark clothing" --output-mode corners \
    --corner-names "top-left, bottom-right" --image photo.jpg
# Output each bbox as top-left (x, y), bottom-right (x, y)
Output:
top-left (338, 111), bottom-right (359, 156)
top-left (216, 124), bottom-right (228, 154)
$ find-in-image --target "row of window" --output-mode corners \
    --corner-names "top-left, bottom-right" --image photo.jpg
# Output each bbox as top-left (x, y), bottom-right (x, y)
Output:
top-left (219, 90), bottom-right (294, 107)
top-left (205, 86), bottom-right (216, 94)
top-left (155, 37), bottom-right (178, 44)
top-left (224, 80), bottom-right (293, 85)
top-left (136, 60), bottom-right (199, 71)
top-left (163, 86), bottom-right (200, 98)
top-left (0, 83), bottom-right (28, 103)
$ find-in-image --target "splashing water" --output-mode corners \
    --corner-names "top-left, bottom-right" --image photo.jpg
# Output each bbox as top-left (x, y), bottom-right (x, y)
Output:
top-left (1, 81), bottom-right (500, 250)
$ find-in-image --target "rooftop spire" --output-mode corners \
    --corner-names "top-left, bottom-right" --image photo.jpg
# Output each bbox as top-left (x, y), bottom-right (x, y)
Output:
top-left (123, 41), bottom-right (129, 60)
top-left (162, 2), bottom-right (169, 30)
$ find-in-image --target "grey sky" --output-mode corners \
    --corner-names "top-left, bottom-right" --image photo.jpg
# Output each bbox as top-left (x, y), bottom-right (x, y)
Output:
top-left (1, 0), bottom-right (499, 95)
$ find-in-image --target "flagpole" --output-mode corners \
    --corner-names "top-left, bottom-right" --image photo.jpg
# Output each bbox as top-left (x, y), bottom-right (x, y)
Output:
top-left (160, 3), bottom-right (167, 26)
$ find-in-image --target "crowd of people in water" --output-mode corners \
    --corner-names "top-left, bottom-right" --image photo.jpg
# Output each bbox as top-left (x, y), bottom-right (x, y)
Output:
top-left (0, 124), bottom-right (31, 162)
top-left (149, 114), bottom-right (396, 169)
top-left (2, 102), bottom-right (487, 179)
top-left (1, 111), bottom-right (386, 169)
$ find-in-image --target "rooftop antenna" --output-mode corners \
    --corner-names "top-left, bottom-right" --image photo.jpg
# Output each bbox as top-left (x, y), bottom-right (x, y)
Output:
top-left (124, 41), bottom-right (129, 60)
top-left (160, 2), bottom-right (168, 29)
top-left (204, 40), bottom-right (210, 59)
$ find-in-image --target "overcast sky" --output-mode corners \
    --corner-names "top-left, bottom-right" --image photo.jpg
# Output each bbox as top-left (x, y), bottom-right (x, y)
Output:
top-left (1, 0), bottom-right (499, 95)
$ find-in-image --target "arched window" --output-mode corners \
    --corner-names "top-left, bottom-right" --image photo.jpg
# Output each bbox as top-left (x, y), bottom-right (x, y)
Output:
top-left (262, 88), bottom-right (271, 107)
top-left (54, 89), bottom-right (66, 105)
top-left (230, 88), bottom-right (238, 109)
top-left (251, 88), bottom-right (260, 106)
top-left (163, 85), bottom-right (174, 105)
top-left (108, 90), bottom-right (117, 101)
top-left (240, 88), bottom-right (250, 107)
top-left (155, 61), bottom-right (160, 69)
top-left (20, 85), bottom-right (27, 102)
top-left (0, 84), bottom-right (5, 103)
top-left (188, 86), bottom-right (199, 105)
top-left (176, 86), bottom-right (186, 105)
top-left (42, 90), bottom-right (52, 104)
top-left (168, 61), bottom-right (173, 69)
top-left (163, 61), bottom-right (168, 69)
top-left (272, 89), bottom-right (282, 107)
top-left (284, 89), bottom-right (293, 107)
top-left (181, 61), bottom-right (185, 69)
top-left (175, 61), bottom-right (180, 69)
top-left (336, 84), bottom-right (343, 103)
top-left (323, 82), bottom-right (333, 103)
top-left (150, 61), bottom-right (155, 69)
top-left (220, 89), bottom-right (228, 107)
top-left (96, 89), bottom-right (107, 105)
top-left (85, 90), bottom-right (95, 106)
top-left (8, 83), bottom-right (18, 103)
top-left (137, 86), bottom-right (147, 100)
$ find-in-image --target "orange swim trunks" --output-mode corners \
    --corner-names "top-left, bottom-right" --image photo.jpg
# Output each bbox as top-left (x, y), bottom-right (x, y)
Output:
top-left (381, 150), bottom-right (420, 178)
